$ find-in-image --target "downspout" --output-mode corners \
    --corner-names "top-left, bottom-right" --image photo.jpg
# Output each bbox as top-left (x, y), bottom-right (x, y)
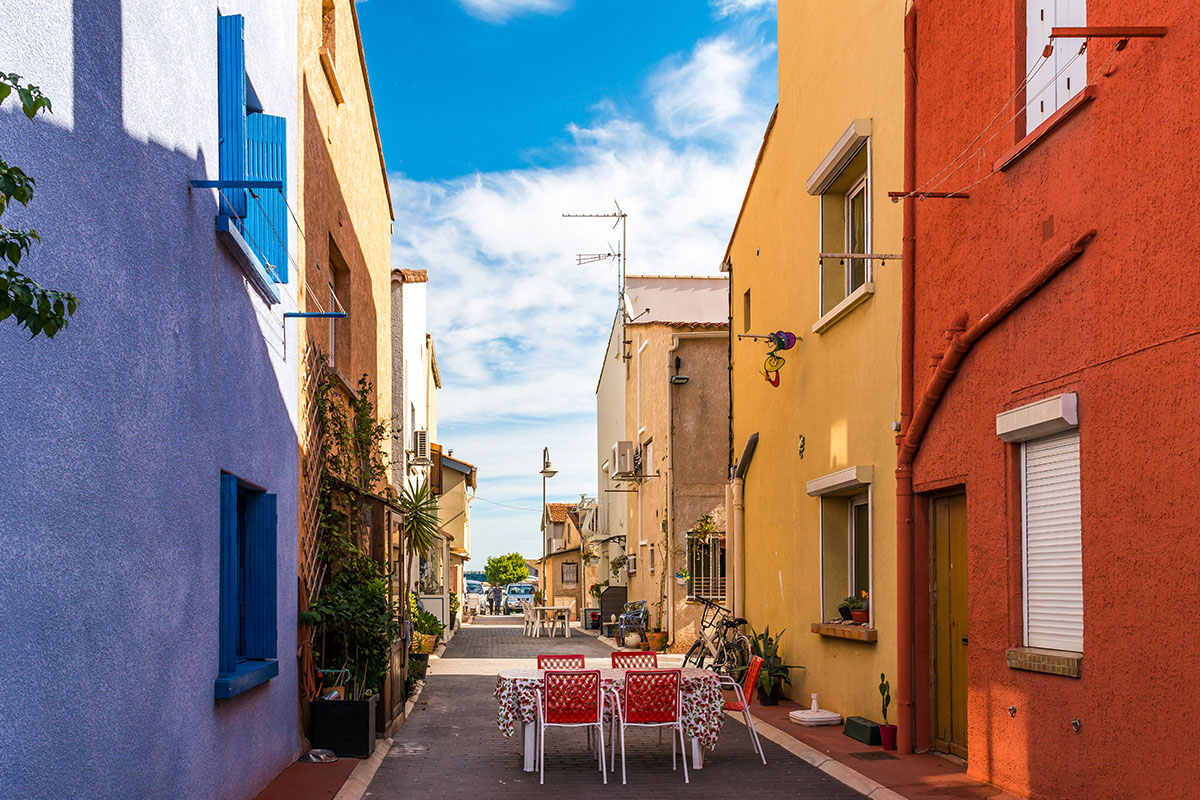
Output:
top-left (731, 433), bottom-right (758, 618)
top-left (894, 228), bottom-right (1095, 753)
top-left (896, 4), bottom-right (918, 755)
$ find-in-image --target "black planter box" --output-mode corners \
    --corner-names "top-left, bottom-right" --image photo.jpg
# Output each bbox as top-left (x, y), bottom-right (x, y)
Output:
top-left (311, 695), bottom-right (377, 758)
top-left (842, 715), bottom-right (881, 746)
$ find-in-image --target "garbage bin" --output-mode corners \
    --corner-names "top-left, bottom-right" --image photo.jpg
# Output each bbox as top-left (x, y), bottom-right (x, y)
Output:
top-left (584, 608), bottom-right (601, 630)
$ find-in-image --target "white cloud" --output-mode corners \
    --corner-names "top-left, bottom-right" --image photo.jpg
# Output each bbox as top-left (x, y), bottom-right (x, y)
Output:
top-left (456, 0), bottom-right (569, 24)
top-left (711, 0), bottom-right (775, 18)
top-left (391, 22), bottom-right (776, 566)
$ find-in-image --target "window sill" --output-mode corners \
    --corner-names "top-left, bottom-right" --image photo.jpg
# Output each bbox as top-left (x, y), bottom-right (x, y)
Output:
top-left (994, 86), bottom-right (1096, 173)
top-left (216, 215), bottom-right (280, 305)
top-left (812, 282), bottom-right (874, 335)
top-left (215, 659), bottom-right (279, 699)
top-left (811, 622), bottom-right (877, 642)
top-left (319, 48), bottom-right (345, 105)
top-left (1006, 646), bottom-right (1082, 678)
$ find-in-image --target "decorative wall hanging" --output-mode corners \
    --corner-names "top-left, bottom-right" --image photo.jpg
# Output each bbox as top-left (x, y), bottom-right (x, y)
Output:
top-left (760, 330), bottom-right (797, 387)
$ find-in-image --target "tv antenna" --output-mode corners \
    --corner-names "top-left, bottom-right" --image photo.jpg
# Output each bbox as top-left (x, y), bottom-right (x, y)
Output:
top-left (563, 200), bottom-right (628, 313)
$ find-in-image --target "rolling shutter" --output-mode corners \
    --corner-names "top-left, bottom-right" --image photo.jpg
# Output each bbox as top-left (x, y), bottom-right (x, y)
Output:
top-left (1022, 430), bottom-right (1083, 651)
top-left (245, 113), bottom-right (288, 283)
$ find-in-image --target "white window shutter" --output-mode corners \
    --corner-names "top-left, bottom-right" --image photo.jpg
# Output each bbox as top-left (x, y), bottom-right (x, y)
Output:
top-left (1022, 430), bottom-right (1083, 651)
top-left (1055, 0), bottom-right (1088, 108)
top-left (1026, 0), bottom-right (1056, 130)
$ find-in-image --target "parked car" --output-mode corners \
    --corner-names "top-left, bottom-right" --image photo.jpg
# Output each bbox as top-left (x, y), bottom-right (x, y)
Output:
top-left (504, 583), bottom-right (535, 614)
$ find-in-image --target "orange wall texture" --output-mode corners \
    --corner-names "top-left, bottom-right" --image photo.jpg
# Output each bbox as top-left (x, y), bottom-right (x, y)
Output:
top-left (908, 1), bottom-right (1200, 797)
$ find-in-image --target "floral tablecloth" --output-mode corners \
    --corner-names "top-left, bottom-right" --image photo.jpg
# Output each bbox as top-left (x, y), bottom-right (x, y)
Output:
top-left (494, 667), bottom-right (724, 751)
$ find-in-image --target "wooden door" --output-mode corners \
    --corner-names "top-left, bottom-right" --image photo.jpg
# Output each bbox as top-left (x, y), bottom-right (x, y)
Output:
top-left (932, 493), bottom-right (968, 758)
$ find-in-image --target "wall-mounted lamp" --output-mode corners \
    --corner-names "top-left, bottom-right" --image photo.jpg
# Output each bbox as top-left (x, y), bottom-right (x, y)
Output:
top-left (669, 375), bottom-right (690, 385)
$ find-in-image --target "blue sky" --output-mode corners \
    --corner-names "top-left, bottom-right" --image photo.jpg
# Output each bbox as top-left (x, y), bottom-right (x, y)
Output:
top-left (356, 0), bottom-right (778, 567)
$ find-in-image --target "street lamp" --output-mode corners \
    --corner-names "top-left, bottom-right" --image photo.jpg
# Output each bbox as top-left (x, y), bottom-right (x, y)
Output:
top-left (540, 446), bottom-right (557, 597)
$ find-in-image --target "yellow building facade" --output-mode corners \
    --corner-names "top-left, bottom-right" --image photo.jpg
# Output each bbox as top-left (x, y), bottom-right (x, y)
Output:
top-left (725, 1), bottom-right (903, 719)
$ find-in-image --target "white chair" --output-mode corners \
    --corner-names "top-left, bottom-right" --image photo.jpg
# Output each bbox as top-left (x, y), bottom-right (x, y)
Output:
top-left (534, 670), bottom-right (607, 785)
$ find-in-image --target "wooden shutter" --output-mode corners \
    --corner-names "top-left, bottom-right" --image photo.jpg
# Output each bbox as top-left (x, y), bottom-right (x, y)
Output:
top-left (1022, 430), bottom-right (1083, 651)
top-left (1055, 0), bottom-right (1087, 110)
top-left (1025, 0), bottom-right (1087, 132)
top-left (244, 491), bottom-right (278, 660)
top-left (245, 113), bottom-right (288, 283)
top-left (217, 15), bottom-right (247, 221)
top-left (218, 473), bottom-right (240, 674)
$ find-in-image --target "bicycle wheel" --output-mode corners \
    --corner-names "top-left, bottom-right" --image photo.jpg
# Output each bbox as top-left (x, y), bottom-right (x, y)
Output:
top-left (683, 639), bottom-right (707, 670)
top-left (722, 635), bottom-right (751, 677)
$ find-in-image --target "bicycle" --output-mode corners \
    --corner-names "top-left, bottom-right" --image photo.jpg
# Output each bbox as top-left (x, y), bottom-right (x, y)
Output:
top-left (682, 596), bottom-right (752, 675)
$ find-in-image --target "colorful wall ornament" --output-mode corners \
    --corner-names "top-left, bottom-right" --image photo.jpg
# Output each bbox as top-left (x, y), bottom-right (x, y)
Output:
top-left (760, 331), bottom-right (797, 387)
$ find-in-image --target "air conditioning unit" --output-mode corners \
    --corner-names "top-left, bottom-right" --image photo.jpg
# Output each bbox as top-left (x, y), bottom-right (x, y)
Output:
top-left (626, 553), bottom-right (637, 575)
top-left (610, 441), bottom-right (634, 477)
top-left (411, 429), bottom-right (431, 465)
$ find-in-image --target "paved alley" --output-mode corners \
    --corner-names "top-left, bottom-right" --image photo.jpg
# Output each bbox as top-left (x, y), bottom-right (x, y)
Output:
top-left (365, 619), bottom-right (865, 799)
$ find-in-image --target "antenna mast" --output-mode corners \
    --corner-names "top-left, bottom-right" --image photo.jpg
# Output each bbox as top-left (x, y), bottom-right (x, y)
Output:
top-left (563, 201), bottom-right (628, 320)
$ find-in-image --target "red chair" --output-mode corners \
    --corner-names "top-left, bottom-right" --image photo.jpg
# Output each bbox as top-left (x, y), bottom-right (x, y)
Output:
top-left (537, 654), bottom-right (585, 669)
top-left (610, 651), bottom-right (658, 669)
top-left (719, 655), bottom-right (766, 764)
top-left (609, 669), bottom-right (688, 784)
top-left (535, 670), bottom-right (607, 785)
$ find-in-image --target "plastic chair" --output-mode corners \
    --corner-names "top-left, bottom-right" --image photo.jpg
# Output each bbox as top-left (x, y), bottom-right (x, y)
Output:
top-left (520, 601), bottom-right (536, 636)
top-left (617, 600), bottom-right (648, 646)
top-left (538, 654), bottom-right (586, 669)
top-left (719, 654), bottom-right (767, 764)
top-left (609, 669), bottom-right (688, 785)
top-left (535, 670), bottom-right (607, 785)
top-left (611, 651), bottom-right (658, 669)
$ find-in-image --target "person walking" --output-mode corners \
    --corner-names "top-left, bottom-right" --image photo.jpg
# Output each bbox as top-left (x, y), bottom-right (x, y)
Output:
top-left (490, 585), bottom-right (503, 615)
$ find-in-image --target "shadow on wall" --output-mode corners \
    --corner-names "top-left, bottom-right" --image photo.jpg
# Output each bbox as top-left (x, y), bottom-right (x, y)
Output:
top-left (0, 1), bottom-right (298, 798)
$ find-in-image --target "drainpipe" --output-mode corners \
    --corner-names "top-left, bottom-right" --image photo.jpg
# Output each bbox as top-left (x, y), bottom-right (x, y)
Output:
top-left (896, 3), bottom-right (918, 755)
top-left (731, 433), bottom-right (758, 618)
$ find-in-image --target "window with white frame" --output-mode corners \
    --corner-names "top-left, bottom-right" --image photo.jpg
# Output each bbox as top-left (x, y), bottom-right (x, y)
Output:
top-left (1025, 0), bottom-right (1087, 133)
top-left (819, 493), bottom-right (872, 618)
top-left (818, 142), bottom-right (870, 316)
top-left (1022, 430), bottom-right (1083, 651)
top-left (687, 534), bottom-right (725, 601)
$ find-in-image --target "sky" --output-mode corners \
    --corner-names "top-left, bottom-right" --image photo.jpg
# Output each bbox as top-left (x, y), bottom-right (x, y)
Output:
top-left (356, 0), bottom-right (778, 568)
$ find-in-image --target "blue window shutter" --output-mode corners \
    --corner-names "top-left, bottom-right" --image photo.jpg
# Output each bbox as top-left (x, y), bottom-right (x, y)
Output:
top-left (218, 473), bottom-right (240, 675)
top-left (217, 14), bottom-right (247, 221)
top-left (244, 491), bottom-right (278, 660)
top-left (245, 113), bottom-right (288, 283)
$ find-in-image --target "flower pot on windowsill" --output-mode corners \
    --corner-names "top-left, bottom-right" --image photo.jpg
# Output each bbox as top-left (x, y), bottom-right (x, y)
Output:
top-left (850, 609), bottom-right (870, 624)
top-left (838, 606), bottom-right (853, 621)
top-left (879, 723), bottom-right (897, 750)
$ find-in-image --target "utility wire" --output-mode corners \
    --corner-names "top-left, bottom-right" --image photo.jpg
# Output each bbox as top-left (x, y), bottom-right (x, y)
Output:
top-left (474, 495), bottom-right (543, 513)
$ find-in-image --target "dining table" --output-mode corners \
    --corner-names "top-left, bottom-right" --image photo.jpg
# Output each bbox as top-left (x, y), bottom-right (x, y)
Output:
top-left (494, 666), bottom-right (724, 772)
top-left (530, 605), bottom-right (572, 637)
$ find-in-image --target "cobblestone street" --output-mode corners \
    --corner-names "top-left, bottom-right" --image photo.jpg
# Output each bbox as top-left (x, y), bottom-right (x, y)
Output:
top-left (365, 619), bottom-right (865, 799)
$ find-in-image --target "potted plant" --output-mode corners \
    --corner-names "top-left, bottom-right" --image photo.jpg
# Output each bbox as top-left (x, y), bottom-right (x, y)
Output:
top-left (410, 606), bottom-right (445, 660)
top-left (845, 591), bottom-right (870, 623)
top-left (674, 568), bottom-right (690, 586)
top-left (741, 626), bottom-right (803, 706)
top-left (610, 554), bottom-right (628, 577)
top-left (878, 673), bottom-right (896, 750)
top-left (448, 591), bottom-right (460, 630)
top-left (645, 625), bottom-right (669, 652)
top-left (837, 596), bottom-right (857, 621)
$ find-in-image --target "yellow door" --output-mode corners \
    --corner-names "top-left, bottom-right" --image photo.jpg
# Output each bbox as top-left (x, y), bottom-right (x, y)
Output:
top-left (932, 493), bottom-right (968, 758)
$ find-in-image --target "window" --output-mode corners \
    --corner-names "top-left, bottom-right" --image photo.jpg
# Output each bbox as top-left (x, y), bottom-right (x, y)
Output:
top-left (561, 562), bottom-right (579, 585)
top-left (321, 0), bottom-right (337, 59)
top-left (419, 541), bottom-right (444, 595)
top-left (216, 473), bottom-right (278, 699)
top-left (743, 288), bottom-right (751, 333)
top-left (627, 552), bottom-right (637, 575)
top-left (808, 465), bottom-right (874, 624)
top-left (328, 236), bottom-right (350, 371)
top-left (687, 534), bottom-right (725, 601)
top-left (1025, 0), bottom-right (1087, 132)
top-left (1022, 430), bottom-right (1083, 651)
top-left (217, 14), bottom-right (288, 288)
top-left (819, 144), bottom-right (870, 315)
top-left (649, 542), bottom-right (656, 573)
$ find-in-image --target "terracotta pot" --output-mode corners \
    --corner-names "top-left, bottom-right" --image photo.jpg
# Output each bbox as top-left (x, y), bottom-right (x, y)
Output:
top-left (645, 631), bottom-right (668, 651)
top-left (879, 724), bottom-right (897, 751)
top-left (850, 609), bottom-right (870, 624)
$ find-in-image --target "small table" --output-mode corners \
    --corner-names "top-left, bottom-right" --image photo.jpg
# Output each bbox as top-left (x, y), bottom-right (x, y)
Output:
top-left (494, 667), bottom-right (723, 772)
top-left (530, 605), bottom-right (572, 638)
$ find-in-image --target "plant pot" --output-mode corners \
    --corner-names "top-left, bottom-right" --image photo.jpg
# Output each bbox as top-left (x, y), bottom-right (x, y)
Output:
top-left (879, 724), bottom-right (897, 751)
top-left (850, 609), bottom-right (870, 624)
top-left (756, 681), bottom-right (784, 706)
top-left (310, 694), bottom-right (377, 758)
top-left (411, 633), bottom-right (437, 654)
top-left (645, 631), bottom-right (668, 651)
top-left (675, 577), bottom-right (689, 586)
top-left (838, 606), bottom-right (853, 621)
top-left (409, 652), bottom-right (430, 666)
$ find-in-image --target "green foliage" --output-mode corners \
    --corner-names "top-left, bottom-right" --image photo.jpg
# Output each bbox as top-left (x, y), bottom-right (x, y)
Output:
top-left (839, 594), bottom-right (866, 611)
top-left (407, 656), bottom-right (428, 687)
top-left (484, 552), bottom-right (529, 586)
top-left (610, 554), bottom-right (628, 577)
top-left (879, 673), bottom-right (892, 725)
top-left (413, 609), bottom-right (445, 638)
top-left (0, 73), bottom-right (77, 339)
top-left (589, 580), bottom-right (608, 598)
top-left (449, 591), bottom-right (460, 615)
top-left (689, 513), bottom-right (720, 538)
top-left (400, 478), bottom-right (440, 562)
top-left (738, 626), bottom-right (804, 696)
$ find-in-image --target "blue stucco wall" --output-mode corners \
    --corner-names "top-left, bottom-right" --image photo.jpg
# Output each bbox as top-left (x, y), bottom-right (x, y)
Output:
top-left (0, 2), bottom-right (300, 798)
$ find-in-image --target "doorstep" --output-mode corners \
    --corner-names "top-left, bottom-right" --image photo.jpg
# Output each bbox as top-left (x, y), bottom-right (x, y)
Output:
top-left (748, 698), bottom-right (1023, 800)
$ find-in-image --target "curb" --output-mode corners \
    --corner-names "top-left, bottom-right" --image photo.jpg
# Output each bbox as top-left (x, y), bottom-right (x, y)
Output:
top-left (728, 712), bottom-right (907, 800)
top-left (331, 737), bottom-right (392, 800)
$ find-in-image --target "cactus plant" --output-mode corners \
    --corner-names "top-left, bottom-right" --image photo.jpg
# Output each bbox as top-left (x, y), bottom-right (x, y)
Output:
top-left (879, 673), bottom-right (892, 725)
